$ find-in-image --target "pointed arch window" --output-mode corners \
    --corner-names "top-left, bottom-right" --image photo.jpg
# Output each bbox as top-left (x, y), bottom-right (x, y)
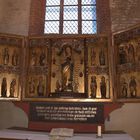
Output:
top-left (44, 0), bottom-right (97, 34)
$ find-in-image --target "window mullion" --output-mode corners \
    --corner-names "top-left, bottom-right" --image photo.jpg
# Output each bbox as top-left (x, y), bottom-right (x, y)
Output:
top-left (59, 0), bottom-right (64, 34)
top-left (78, 0), bottom-right (82, 34)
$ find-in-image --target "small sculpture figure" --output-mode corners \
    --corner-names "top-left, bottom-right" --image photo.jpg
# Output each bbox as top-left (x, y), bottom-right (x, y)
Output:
top-left (30, 50), bottom-right (37, 66)
top-left (9, 79), bottom-right (16, 97)
top-left (119, 46), bottom-right (127, 64)
top-left (127, 43), bottom-right (135, 63)
top-left (129, 76), bottom-right (137, 98)
top-left (28, 78), bottom-right (36, 97)
top-left (91, 48), bottom-right (96, 65)
top-left (12, 49), bottom-right (19, 66)
top-left (37, 76), bottom-right (45, 96)
top-left (39, 50), bottom-right (46, 66)
top-left (3, 48), bottom-right (9, 65)
top-left (1, 77), bottom-right (7, 97)
top-left (99, 49), bottom-right (105, 65)
top-left (120, 78), bottom-right (128, 98)
top-left (61, 46), bottom-right (74, 91)
top-left (90, 76), bottom-right (97, 98)
top-left (100, 76), bottom-right (106, 98)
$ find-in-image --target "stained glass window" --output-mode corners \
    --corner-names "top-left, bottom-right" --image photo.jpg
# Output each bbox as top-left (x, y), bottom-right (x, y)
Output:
top-left (44, 0), bottom-right (97, 34)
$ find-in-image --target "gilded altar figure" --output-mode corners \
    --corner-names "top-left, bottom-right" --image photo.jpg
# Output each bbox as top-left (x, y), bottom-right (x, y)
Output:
top-left (37, 76), bottom-right (45, 96)
top-left (99, 49), bottom-right (105, 66)
top-left (3, 48), bottom-right (9, 65)
top-left (12, 49), bottom-right (19, 66)
top-left (90, 76), bottom-right (97, 98)
top-left (39, 50), bottom-right (46, 66)
top-left (119, 46), bottom-right (127, 64)
top-left (1, 77), bottom-right (7, 97)
top-left (61, 46), bottom-right (74, 91)
top-left (91, 48), bottom-right (96, 66)
top-left (127, 43), bottom-right (135, 63)
top-left (30, 50), bottom-right (37, 66)
top-left (9, 79), bottom-right (16, 97)
top-left (28, 77), bottom-right (36, 97)
top-left (129, 76), bottom-right (137, 98)
top-left (100, 76), bottom-right (106, 98)
top-left (120, 78), bottom-right (128, 98)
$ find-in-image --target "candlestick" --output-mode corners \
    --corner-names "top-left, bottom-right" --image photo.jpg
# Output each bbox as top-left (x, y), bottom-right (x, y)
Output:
top-left (96, 125), bottom-right (102, 138)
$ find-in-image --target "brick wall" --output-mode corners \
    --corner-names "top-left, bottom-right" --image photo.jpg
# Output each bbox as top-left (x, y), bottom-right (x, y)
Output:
top-left (28, 0), bottom-right (111, 35)
top-left (96, 0), bottom-right (111, 34)
top-left (110, 0), bottom-right (140, 32)
top-left (0, 0), bottom-right (31, 35)
top-left (28, 0), bottom-right (46, 35)
top-left (1, 0), bottom-right (140, 35)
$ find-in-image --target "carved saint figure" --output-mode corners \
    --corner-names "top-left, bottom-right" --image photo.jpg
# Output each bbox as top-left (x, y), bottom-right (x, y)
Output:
top-left (37, 76), bottom-right (45, 96)
top-left (99, 49), bottom-right (105, 65)
top-left (128, 43), bottom-right (135, 63)
top-left (1, 77), bottom-right (7, 97)
top-left (9, 79), bottom-right (16, 97)
top-left (91, 48), bottom-right (96, 65)
top-left (3, 48), bottom-right (9, 65)
top-left (120, 78), bottom-right (128, 98)
top-left (100, 76), bottom-right (106, 98)
top-left (12, 49), bottom-right (19, 66)
top-left (129, 76), bottom-right (137, 98)
top-left (28, 78), bottom-right (36, 97)
top-left (119, 46), bottom-right (127, 64)
top-left (90, 76), bottom-right (97, 98)
top-left (39, 50), bottom-right (46, 66)
top-left (30, 50), bottom-right (37, 66)
top-left (61, 46), bottom-right (74, 91)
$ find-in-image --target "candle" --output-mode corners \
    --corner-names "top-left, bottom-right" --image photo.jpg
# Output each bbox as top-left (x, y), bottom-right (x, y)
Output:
top-left (97, 125), bottom-right (102, 137)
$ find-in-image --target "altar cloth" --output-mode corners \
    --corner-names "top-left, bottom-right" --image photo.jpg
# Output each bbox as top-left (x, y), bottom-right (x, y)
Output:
top-left (0, 129), bottom-right (134, 140)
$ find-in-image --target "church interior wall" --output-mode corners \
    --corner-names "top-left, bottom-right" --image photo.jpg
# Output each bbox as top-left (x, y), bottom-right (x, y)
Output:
top-left (0, 0), bottom-right (140, 140)
top-left (0, 0), bottom-right (31, 35)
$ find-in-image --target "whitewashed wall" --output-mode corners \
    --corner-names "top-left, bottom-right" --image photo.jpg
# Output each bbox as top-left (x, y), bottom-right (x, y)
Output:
top-left (0, 0), bottom-right (31, 35)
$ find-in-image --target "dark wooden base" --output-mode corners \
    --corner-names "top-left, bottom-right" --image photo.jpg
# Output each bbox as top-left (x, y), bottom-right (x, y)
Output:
top-left (29, 122), bottom-right (104, 133)
top-left (13, 102), bottom-right (123, 133)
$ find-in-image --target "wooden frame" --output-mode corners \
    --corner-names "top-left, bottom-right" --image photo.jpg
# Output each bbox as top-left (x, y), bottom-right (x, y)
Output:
top-left (22, 34), bottom-right (113, 102)
top-left (0, 33), bottom-right (113, 102)
top-left (0, 34), bottom-right (25, 101)
top-left (113, 24), bottom-right (140, 102)
top-left (22, 36), bottom-right (50, 100)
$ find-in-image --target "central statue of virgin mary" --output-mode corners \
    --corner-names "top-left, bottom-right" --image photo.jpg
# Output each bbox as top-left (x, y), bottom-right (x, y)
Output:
top-left (61, 45), bottom-right (74, 92)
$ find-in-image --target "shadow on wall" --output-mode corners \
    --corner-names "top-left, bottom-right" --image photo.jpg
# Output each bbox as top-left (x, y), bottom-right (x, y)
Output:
top-left (0, 101), bottom-right (28, 129)
top-left (105, 103), bottom-right (140, 140)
